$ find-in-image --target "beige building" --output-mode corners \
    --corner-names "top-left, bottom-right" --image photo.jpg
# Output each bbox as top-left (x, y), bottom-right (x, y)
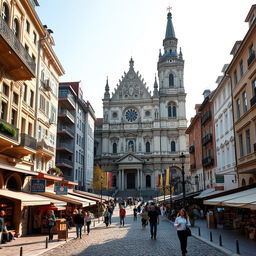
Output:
top-left (227, 5), bottom-right (256, 187)
top-left (0, 0), bottom-right (64, 235)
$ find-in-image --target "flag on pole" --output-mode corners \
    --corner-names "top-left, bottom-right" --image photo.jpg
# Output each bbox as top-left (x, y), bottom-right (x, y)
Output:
top-left (166, 168), bottom-right (170, 186)
top-left (108, 172), bottom-right (113, 188)
top-left (159, 173), bottom-right (163, 187)
top-left (162, 170), bottom-right (166, 187)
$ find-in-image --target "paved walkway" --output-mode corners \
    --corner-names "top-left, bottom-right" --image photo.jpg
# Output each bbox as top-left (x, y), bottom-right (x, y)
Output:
top-left (190, 219), bottom-right (256, 256)
top-left (41, 208), bottom-right (226, 256)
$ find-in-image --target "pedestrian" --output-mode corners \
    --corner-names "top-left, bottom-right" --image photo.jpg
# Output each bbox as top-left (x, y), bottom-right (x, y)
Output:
top-left (174, 208), bottom-right (191, 256)
top-left (84, 212), bottom-right (92, 235)
top-left (103, 208), bottom-right (110, 227)
top-left (140, 209), bottom-right (148, 228)
top-left (108, 206), bottom-right (113, 225)
top-left (0, 210), bottom-right (5, 249)
top-left (133, 206), bottom-right (138, 221)
top-left (74, 209), bottom-right (84, 239)
top-left (148, 204), bottom-right (159, 240)
top-left (46, 210), bottom-right (56, 242)
top-left (119, 206), bottom-right (126, 227)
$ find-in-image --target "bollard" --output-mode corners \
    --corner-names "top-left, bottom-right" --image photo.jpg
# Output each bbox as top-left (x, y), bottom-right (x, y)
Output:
top-left (198, 227), bottom-right (201, 236)
top-left (45, 237), bottom-right (48, 249)
top-left (219, 234), bottom-right (222, 246)
top-left (210, 231), bottom-right (213, 242)
top-left (236, 240), bottom-right (240, 254)
top-left (93, 220), bottom-right (95, 227)
top-left (20, 247), bottom-right (23, 256)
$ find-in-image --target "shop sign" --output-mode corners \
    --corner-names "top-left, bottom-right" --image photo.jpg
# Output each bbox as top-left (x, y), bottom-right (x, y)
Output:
top-left (31, 179), bottom-right (46, 193)
top-left (56, 186), bottom-right (67, 195)
top-left (216, 175), bottom-right (224, 183)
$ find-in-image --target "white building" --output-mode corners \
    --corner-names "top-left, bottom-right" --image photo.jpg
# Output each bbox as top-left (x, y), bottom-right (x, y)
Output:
top-left (212, 64), bottom-right (238, 190)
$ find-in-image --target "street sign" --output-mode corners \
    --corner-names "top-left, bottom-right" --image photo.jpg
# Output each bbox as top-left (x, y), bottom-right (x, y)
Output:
top-left (31, 179), bottom-right (46, 193)
top-left (56, 186), bottom-right (67, 195)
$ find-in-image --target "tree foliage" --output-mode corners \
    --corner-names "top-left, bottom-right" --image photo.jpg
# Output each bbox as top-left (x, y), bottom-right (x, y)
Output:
top-left (93, 164), bottom-right (108, 191)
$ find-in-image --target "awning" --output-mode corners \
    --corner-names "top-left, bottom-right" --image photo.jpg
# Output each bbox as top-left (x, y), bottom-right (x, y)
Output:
top-left (67, 193), bottom-right (94, 206)
top-left (40, 192), bottom-right (89, 207)
top-left (0, 163), bottom-right (38, 176)
top-left (0, 189), bottom-right (65, 206)
top-left (74, 190), bottom-right (110, 201)
top-left (204, 188), bottom-right (256, 209)
top-left (69, 192), bottom-right (98, 204)
top-left (194, 189), bottom-right (222, 199)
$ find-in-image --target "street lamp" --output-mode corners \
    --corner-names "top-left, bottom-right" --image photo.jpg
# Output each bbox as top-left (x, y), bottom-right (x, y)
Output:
top-left (179, 152), bottom-right (186, 204)
top-left (100, 175), bottom-right (103, 204)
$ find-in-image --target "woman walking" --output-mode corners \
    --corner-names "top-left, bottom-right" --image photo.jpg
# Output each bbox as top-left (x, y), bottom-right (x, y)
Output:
top-left (174, 208), bottom-right (191, 256)
top-left (84, 212), bottom-right (92, 235)
top-left (46, 210), bottom-right (56, 242)
top-left (103, 208), bottom-right (110, 227)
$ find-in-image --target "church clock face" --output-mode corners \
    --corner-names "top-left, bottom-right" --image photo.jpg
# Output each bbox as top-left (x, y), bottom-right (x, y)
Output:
top-left (125, 109), bottom-right (138, 122)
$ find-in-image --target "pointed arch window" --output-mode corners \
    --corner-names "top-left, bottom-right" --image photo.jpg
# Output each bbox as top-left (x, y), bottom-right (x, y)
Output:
top-left (13, 18), bottom-right (19, 38)
top-left (146, 142), bottom-right (150, 153)
top-left (113, 143), bottom-right (117, 154)
top-left (168, 103), bottom-right (177, 119)
top-left (171, 141), bottom-right (176, 152)
top-left (169, 74), bottom-right (174, 87)
top-left (2, 2), bottom-right (9, 23)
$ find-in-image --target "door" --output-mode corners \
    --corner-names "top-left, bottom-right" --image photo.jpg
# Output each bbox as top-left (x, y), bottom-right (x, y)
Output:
top-left (127, 173), bottom-right (135, 189)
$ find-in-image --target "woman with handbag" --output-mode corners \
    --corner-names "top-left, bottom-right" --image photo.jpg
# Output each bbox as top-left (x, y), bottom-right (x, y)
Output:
top-left (174, 208), bottom-right (191, 256)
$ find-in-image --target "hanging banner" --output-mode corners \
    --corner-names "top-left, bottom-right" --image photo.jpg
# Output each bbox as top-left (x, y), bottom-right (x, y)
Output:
top-left (166, 168), bottom-right (170, 186)
top-left (31, 179), bottom-right (45, 193)
top-left (56, 186), bottom-right (68, 195)
top-left (108, 172), bottom-right (113, 188)
top-left (162, 170), bottom-right (166, 187)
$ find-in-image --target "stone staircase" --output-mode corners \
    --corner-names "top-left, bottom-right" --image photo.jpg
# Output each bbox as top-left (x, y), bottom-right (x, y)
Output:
top-left (115, 189), bottom-right (157, 200)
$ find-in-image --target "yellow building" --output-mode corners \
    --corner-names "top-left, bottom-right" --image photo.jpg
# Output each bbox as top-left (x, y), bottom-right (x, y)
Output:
top-left (227, 5), bottom-right (256, 187)
top-left (0, 0), bottom-right (64, 235)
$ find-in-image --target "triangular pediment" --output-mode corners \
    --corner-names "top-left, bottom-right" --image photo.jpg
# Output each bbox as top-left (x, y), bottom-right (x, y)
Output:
top-left (111, 58), bottom-right (152, 101)
top-left (116, 153), bottom-right (144, 164)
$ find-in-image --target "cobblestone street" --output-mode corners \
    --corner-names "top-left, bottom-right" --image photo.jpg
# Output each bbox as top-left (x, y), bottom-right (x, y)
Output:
top-left (42, 208), bottom-right (225, 256)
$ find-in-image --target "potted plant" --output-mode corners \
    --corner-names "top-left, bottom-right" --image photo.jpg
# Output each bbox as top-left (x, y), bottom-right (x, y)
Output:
top-left (48, 167), bottom-right (63, 177)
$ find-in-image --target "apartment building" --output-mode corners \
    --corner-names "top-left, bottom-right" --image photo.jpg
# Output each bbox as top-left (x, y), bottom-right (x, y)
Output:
top-left (227, 5), bottom-right (256, 187)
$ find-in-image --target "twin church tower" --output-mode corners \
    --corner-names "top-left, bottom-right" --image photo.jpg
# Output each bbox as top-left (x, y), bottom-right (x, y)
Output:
top-left (94, 11), bottom-right (188, 195)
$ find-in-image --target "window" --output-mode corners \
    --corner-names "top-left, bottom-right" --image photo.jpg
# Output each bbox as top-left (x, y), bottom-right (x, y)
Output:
top-left (171, 141), bottom-right (176, 152)
top-left (3, 83), bottom-right (9, 96)
top-left (28, 122), bottom-right (32, 136)
top-left (146, 142), bottom-right (150, 153)
top-left (145, 110), bottom-right (151, 117)
top-left (13, 92), bottom-right (19, 105)
top-left (26, 20), bottom-right (30, 33)
top-left (33, 31), bottom-right (37, 44)
top-left (113, 143), bottom-right (117, 154)
top-left (1, 101), bottom-right (7, 120)
top-left (23, 83), bottom-right (27, 102)
top-left (239, 60), bottom-right (244, 77)
top-left (112, 112), bottom-right (118, 118)
top-left (32, 54), bottom-right (36, 63)
top-left (1, 2), bottom-right (9, 23)
top-left (246, 129), bottom-right (251, 154)
top-left (11, 109), bottom-right (17, 126)
top-left (252, 79), bottom-right (256, 96)
top-left (39, 94), bottom-right (45, 111)
top-left (38, 125), bottom-right (42, 139)
top-left (239, 134), bottom-right (244, 157)
top-left (168, 103), bottom-right (177, 119)
top-left (46, 101), bottom-right (49, 116)
top-left (51, 105), bottom-right (57, 123)
top-left (233, 70), bottom-right (238, 85)
top-left (236, 99), bottom-right (241, 119)
top-left (29, 90), bottom-right (34, 108)
top-left (13, 18), bottom-right (19, 38)
top-left (25, 44), bottom-right (29, 53)
top-left (146, 175), bottom-right (151, 188)
top-left (169, 74), bottom-right (174, 87)
top-left (249, 44), bottom-right (254, 56)
top-left (242, 91), bottom-right (247, 113)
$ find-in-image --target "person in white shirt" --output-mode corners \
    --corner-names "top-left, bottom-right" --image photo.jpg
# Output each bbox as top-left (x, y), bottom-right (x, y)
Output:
top-left (174, 208), bottom-right (191, 256)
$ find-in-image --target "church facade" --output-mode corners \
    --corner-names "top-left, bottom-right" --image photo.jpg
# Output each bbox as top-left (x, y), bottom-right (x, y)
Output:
top-left (94, 12), bottom-right (189, 194)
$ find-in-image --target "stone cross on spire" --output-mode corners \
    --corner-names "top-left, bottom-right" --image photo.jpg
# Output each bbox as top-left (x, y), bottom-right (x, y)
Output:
top-left (167, 6), bottom-right (172, 13)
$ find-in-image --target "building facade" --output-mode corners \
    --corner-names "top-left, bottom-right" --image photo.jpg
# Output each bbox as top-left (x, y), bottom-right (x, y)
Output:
top-left (95, 11), bottom-right (189, 196)
top-left (227, 5), bottom-right (256, 187)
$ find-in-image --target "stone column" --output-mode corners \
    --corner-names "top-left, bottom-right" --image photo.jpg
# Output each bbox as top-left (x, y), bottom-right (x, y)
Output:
top-left (122, 170), bottom-right (125, 190)
top-left (137, 169), bottom-right (140, 189)
top-left (140, 169), bottom-right (143, 189)
top-left (118, 170), bottom-right (121, 190)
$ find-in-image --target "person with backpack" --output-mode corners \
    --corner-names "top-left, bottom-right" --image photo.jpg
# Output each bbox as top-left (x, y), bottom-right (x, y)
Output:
top-left (174, 208), bottom-right (191, 256)
top-left (119, 206), bottom-right (126, 227)
top-left (74, 209), bottom-right (84, 239)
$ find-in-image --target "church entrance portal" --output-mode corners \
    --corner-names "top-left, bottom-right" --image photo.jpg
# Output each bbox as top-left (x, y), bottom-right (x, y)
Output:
top-left (127, 173), bottom-right (135, 189)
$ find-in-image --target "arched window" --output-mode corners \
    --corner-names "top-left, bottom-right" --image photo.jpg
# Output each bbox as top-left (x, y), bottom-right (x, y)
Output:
top-left (146, 142), bottom-right (150, 153)
top-left (168, 103), bottom-right (177, 119)
top-left (241, 178), bottom-right (246, 187)
top-left (249, 177), bottom-right (254, 185)
top-left (13, 18), bottom-right (19, 38)
top-left (146, 175), bottom-right (151, 188)
top-left (169, 74), bottom-right (174, 87)
top-left (171, 141), bottom-right (176, 152)
top-left (2, 2), bottom-right (9, 23)
top-left (113, 143), bottom-right (117, 154)
top-left (6, 176), bottom-right (21, 191)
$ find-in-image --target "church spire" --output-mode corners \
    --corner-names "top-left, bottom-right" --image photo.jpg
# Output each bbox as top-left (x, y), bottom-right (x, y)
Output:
top-left (165, 11), bottom-right (176, 39)
top-left (129, 57), bottom-right (134, 70)
top-left (104, 76), bottom-right (110, 99)
top-left (153, 74), bottom-right (159, 97)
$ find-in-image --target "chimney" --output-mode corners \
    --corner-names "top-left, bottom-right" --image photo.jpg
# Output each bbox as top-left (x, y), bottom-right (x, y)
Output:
top-left (203, 89), bottom-right (211, 99)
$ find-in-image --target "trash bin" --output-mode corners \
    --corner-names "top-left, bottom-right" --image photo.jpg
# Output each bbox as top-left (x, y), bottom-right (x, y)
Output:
top-left (56, 218), bottom-right (68, 241)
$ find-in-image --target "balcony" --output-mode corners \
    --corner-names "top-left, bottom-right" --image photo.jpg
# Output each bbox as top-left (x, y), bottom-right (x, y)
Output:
top-left (58, 109), bottom-right (75, 124)
top-left (56, 158), bottom-right (73, 169)
top-left (247, 51), bottom-right (255, 67)
top-left (250, 95), bottom-right (256, 107)
top-left (36, 139), bottom-right (55, 159)
top-left (0, 15), bottom-right (36, 81)
top-left (41, 79), bottom-right (51, 91)
top-left (202, 156), bottom-right (214, 168)
top-left (59, 92), bottom-right (76, 110)
top-left (201, 110), bottom-right (211, 125)
top-left (189, 145), bottom-right (195, 153)
top-left (56, 142), bottom-right (74, 154)
top-left (57, 125), bottom-right (75, 139)
top-left (190, 163), bottom-right (196, 170)
top-left (202, 133), bottom-right (213, 146)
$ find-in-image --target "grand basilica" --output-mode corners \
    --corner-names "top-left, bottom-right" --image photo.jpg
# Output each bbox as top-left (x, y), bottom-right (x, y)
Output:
top-left (94, 11), bottom-right (189, 195)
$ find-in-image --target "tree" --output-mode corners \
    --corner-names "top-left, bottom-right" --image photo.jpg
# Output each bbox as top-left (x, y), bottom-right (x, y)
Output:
top-left (93, 164), bottom-right (108, 192)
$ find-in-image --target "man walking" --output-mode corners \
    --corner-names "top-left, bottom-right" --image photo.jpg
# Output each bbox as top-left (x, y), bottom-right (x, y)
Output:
top-left (0, 210), bottom-right (5, 249)
top-left (74, 209), bottom-right (84, 239)
top-left (148, 204), bottom-right (159, 240)
top-left (119, 206), bottom-right (126, 227)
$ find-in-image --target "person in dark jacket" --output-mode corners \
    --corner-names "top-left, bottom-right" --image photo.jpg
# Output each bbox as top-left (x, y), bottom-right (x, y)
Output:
top-left (148, 205), bottom-right (160, 240)
top-left (0, 210), bottom-right (5, 248)
top-left (74, 209), bottom-right (84, 239)
top-left (46, 210), bottom-right (56, 241)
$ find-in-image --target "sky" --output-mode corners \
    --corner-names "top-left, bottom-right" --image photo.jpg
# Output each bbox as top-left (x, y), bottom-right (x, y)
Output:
top-left (37, 0), bottom-right (255, 121)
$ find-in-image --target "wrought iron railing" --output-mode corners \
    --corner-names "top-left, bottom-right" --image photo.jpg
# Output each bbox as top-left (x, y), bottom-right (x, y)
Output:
top-left (202, 133), bottom-right (213, 146)
top-left (58, 109), bottom-right (75, 123)
top-left (20, 133), bottom-right (37, 150)
top-left (0, 119), bottom-right (19, 141)
top-left (56, 158), bottom-right (74, 167)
